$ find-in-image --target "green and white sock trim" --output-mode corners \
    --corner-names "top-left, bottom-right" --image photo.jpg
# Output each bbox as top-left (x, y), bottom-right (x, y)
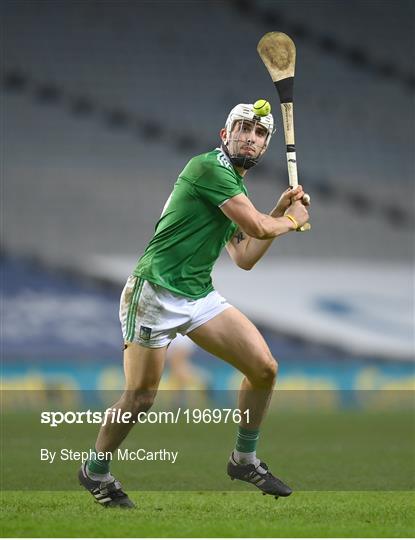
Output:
top-left (87, 448), bottom-right (111, 475)
top-left (235, 426), bottom-right (260, 454)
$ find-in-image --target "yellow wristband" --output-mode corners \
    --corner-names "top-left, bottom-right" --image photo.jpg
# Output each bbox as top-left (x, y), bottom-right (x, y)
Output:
top-left (285, 214), bottom-right (299, 230)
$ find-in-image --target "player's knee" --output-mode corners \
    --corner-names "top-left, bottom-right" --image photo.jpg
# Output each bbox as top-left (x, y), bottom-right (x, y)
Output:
top-left (122, 389), bottom-right (156, 416)
top-left (263, 359), bottom-right (278, 384)
top-left (254, 356), bottom-right (278, 386)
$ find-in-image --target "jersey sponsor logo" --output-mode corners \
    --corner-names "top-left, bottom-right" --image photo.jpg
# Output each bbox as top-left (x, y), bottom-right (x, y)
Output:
top-left (216, 149), bottom-right (232, 170)
top-left (139, 325), bottom-right (152, 341)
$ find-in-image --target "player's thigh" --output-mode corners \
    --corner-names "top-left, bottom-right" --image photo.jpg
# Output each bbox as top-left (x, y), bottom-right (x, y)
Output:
top-left (187, 307), bottom-right (277, 380)
top-left (123, 342), bottom-right (167, 391)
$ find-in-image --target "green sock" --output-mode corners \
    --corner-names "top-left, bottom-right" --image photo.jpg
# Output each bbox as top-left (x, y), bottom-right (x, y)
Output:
top-left (235, 426), bottom-right (260, 453)
top-left (87, 448), bottom-right (110, 475)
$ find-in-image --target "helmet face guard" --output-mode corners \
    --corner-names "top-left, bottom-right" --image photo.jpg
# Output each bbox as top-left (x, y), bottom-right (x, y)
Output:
top-left (224, 103), bottom-right (275, 170)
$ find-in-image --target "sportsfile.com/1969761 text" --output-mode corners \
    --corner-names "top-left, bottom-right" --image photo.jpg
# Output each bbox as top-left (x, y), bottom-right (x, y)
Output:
top-left (40, 408), bottom-right (250, 427)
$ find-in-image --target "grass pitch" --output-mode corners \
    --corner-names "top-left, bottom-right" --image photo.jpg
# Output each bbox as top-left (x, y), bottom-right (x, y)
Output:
top-left (2, 490), bottom-right (414, 537)
top-left (2, 401), bottom-right (414, 537)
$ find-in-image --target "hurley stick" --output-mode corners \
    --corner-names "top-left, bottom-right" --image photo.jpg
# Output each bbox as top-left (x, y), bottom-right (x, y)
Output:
top-left (257, 31), bottom-right (311, 232)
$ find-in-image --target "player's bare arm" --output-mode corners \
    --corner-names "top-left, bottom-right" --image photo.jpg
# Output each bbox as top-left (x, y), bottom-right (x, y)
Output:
top-left (223, 189), bottom-right (309, 269)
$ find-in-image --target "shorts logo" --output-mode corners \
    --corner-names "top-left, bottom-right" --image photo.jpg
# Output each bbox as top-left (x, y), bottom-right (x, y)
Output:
top-left (139, 326), bottom-right (152, 341)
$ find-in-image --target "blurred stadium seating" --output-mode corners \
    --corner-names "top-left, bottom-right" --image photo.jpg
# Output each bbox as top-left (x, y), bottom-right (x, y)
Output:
top-left (2, 0), bottom-right (414, 262)
top-left (2, 255), bottom-right (413, 392)
top-left (2, 0), bottom-right (414, 391)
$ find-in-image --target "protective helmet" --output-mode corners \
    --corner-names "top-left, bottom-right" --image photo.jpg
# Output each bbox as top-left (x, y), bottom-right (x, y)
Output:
top-left (224, 103), bottom-right (275, 169)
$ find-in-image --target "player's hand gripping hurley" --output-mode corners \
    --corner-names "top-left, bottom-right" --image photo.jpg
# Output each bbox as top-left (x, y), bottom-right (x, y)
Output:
top-left (257, 32), bottom-right (311, 232)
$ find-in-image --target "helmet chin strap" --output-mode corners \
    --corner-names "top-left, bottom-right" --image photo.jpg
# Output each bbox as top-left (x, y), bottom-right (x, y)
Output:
top-left (221, 143), bottom-right (259, 170)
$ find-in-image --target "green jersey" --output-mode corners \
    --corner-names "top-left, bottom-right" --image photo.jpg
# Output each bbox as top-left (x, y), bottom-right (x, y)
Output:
top-left (134, 148), bottom-right (248, 299)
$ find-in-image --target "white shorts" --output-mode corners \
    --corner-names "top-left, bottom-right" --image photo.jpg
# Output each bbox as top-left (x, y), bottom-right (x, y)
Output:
top-left (119, 275), bottom-right (232, 348)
